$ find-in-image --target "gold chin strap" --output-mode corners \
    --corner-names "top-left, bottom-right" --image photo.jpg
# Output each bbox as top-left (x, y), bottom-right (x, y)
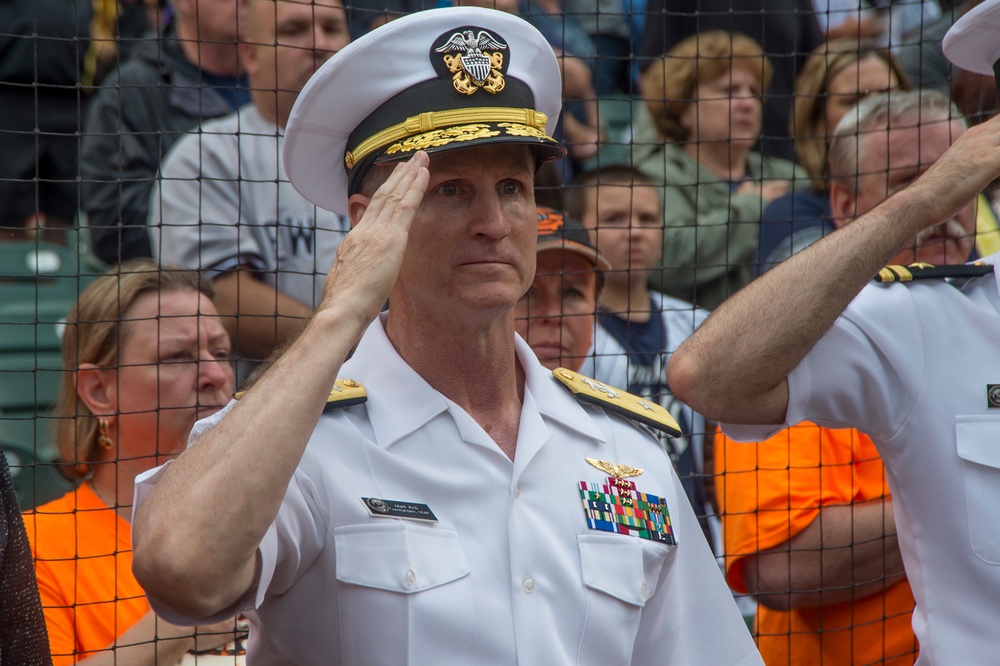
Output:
top-left (345, 107), bottom-right (548, 168)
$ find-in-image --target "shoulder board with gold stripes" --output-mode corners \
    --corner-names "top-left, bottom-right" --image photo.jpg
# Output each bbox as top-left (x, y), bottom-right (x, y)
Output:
top-left (874, 262), bottom-right (993, 283)
top-left (234, 379), bottom-right (367, 412)
top-left (551, 368), bottom-right (682, 437)
top-left (323, 379), bottom-right (368, 412)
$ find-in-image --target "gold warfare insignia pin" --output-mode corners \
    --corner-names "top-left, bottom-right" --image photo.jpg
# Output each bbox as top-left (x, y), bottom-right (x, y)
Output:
top-left (434, 27), bottom-right (507, 95)
top-left (579, 459), bottom-right (675, 544)
top-left (585, 458), bottom-right (644, 479)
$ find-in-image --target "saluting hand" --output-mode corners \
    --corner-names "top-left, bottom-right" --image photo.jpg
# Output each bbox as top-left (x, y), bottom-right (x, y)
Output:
top-left (320, 151), bottom-right (430, 328)
top-left (912, 113), bottom-right (1000, 233)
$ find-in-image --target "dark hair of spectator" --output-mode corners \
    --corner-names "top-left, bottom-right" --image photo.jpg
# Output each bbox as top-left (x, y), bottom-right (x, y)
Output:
top-left (565, 165), bottom-right (659, 222)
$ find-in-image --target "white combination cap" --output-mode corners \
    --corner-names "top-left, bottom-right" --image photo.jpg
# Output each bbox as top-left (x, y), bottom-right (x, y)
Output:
top-left (283, 6), bottom-right (566, 215)
top-left (943, 0), bottom-right (1000, 76)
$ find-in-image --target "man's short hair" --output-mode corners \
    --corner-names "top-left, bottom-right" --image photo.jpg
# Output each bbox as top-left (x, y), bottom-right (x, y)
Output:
top-left (565, 165), bottom-right (659, 223)
top-left (828, 89), bottom-right (965, 193)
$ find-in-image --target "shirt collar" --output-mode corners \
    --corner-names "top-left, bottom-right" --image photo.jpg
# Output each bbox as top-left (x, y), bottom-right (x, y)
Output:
top-left (345, 314), bottom-right (450, 448)
top-left (514, 333), bottom-right (607, 445)
top-left (344, 316), bottom-right (606, 449)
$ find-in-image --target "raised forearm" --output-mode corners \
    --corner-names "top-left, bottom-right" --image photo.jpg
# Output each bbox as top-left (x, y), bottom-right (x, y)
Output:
top-left (667, 116), bottom-right (1000, 425)
top-left (132, 153), bottom-right (430, 619)
top-left (667, 188), bottom-right (935, 425)
top-left (745, 499), bottom-right (904, 610)
top-left (132, 303), bottom-right (365, 616)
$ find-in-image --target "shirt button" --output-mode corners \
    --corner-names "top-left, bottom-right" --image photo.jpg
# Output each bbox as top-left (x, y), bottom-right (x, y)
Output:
top-left (641, 583), bottom-right (648, 598)
top-left (522, 577), bottom-right (535, 593)
top-left (514, 486), bottom-right (521, 499)
top-left (406, 570), bottom-right (416, 587)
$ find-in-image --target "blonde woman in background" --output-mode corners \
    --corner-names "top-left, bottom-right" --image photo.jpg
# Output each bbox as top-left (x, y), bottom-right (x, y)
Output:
top-left (22, 260), bottom-right (243, 664)
top-left (757, 38), bottom-right (908, 273)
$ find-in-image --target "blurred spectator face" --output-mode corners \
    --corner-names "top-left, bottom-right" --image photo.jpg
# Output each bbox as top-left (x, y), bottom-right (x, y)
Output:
top-left (244, 0), bottom-right (350, 123)
top-left (679, 64), bottom-right (762, 150)
top-left (581, 184), bottom-right (663, 276)
top-left (514, 251), bottom-right (597, 372)
top-left (825, 56), bottom-right (899, 137)
top-left (835, 118), bottom-right (975, 266)
top-left (185, 0), bottom-right (248, 42)
top-left (113, 290), bottom-right (234, 462)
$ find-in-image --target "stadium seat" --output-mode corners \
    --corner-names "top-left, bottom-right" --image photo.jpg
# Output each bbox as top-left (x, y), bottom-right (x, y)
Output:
top-left (2, 435), bottom-right (73, 511)
top-left (585, 93), bottom-right (644, 170)
top-left (0, 238), bottom-right (102, 459)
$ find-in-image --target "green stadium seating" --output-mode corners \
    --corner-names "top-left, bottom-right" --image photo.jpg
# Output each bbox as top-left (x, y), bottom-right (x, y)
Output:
top-left (2, 435), bottom-right (73, 511)
top-left (0, 239), bottom-right (102, 461)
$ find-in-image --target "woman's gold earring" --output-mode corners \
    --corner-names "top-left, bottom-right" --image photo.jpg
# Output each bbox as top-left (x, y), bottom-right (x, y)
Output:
top-left (97, 418), bottom-right (114, 450)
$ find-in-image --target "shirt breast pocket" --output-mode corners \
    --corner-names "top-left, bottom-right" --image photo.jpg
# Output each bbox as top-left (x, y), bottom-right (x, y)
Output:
top-left (334, 522), bottom-right (475, 664)
top-left (576, 533), bottom-right (673, 664)
top-left (956, 416), bottom-right (1000, 564)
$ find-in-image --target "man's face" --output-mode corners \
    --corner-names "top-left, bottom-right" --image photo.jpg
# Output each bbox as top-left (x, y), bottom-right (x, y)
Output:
top-left (514, 250), bottom-right (597, 372)
top-left (393, 144), bottom-right (537, 318)
top-left (850, 119), bottom-right (975, 265)
top-left (581, 184), bottom-right (663, 278)
top-left (245, 0), bottom-right (350, 101)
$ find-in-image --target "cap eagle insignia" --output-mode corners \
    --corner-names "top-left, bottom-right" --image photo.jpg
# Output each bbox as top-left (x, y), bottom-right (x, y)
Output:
top-left (435, 29), bottom-right (507, 95)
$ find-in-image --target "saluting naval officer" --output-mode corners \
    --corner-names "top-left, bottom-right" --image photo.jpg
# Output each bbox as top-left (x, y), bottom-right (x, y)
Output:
top-left (130, 7), bottom-right (761, 665)
top-left (666, 2), bottom-right (1000, 664)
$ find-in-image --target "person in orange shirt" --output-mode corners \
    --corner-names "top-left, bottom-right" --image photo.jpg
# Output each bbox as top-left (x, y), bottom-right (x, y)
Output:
top-left (716, 422), bottom-right (917, 664)
top-left (22, 260), bottom-right (241, 664)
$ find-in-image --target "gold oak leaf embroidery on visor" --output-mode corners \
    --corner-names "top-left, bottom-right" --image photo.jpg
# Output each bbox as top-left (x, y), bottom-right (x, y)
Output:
top-left (384, 124), bottom-right (500, 155)
top-left (498, 122), bottom-right (548, 138)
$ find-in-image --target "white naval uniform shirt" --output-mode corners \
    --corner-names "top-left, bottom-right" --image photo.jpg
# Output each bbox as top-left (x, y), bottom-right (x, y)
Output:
top-left (724, 253), bottom-right (1000, 665)
top-left (138, 315), bottom-right (761, 666)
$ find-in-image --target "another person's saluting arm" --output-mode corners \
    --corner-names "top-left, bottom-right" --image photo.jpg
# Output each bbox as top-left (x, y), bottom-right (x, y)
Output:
top-left (667, 113), bottom-right (1000, 426)
top-left (131, 152), bottom-right (430, 619)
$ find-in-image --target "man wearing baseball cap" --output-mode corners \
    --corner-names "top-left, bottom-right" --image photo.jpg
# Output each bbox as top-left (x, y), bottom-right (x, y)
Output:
top-left (664, 2), bottom-right (1000, 663)
top-left (131, 7), bottom-right (760, 664)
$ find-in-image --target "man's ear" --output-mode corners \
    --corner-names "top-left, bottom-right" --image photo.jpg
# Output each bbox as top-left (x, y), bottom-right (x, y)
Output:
top-left (828, 182), bottom-right (855, 230)
top-left (75, 364), bottom-right (118, 417)
top-left (239, 41), bottom-right (258, 80)
top-left (347, 194), bottom-right (372, 229)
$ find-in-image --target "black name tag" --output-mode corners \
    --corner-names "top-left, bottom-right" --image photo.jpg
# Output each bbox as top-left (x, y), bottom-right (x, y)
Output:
top-left (362, 497), bottom-right (438, 522)
top-left (989, 385), bottom-right (1000, 409)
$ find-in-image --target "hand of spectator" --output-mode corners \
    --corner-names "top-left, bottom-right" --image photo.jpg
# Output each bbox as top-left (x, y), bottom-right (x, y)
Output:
top-left (737, 179), bottom-right (789, 204)
top-left (320, 151), bottom-right (430, 326)
top-left (83, 611), bottom-right (249, 664)
top-left (183, 616), bottom-right (249, 655)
